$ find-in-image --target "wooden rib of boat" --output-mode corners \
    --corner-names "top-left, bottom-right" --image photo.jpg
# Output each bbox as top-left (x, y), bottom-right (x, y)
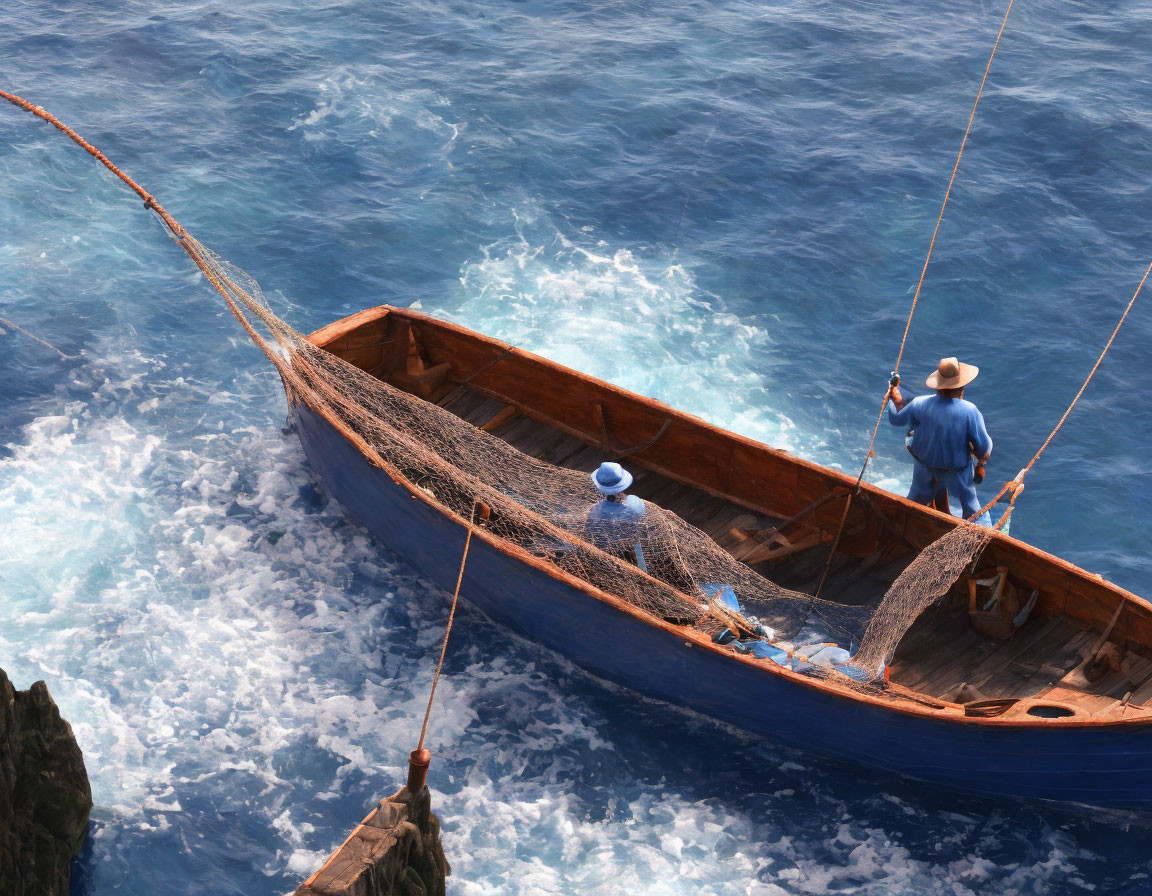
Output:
top-left (294, 305), bottom-right (1152, 808)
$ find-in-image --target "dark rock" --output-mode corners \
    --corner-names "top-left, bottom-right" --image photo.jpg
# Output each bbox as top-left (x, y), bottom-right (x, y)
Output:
top-left (295, 785), bottom-right (449, 896)
top-left (0, 669), bottom-right (93, 896)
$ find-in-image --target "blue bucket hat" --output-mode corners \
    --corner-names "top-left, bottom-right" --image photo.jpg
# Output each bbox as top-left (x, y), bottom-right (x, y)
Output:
top-left (591, 461), bottom-right (633, 495)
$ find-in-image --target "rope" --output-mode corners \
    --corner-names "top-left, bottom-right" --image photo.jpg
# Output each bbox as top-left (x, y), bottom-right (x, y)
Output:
top-left (892, 0), bottom-right (1016, 378)
top-left (975, 254), bottom-right (1152, 524)
top-left (0, 315), bottom-right (78, 361)
top-left (815, 0), bottom-right (1015, 598)
top-left (0, 91), bottom-right (307, 386)
top-left (416, 500), bottom-right (481, 753)
top-left (0, 91), bottom-right (186, 240)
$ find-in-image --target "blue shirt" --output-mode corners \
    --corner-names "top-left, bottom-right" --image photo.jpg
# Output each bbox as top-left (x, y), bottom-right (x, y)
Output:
top-left (586, 494), bottom-right (647, 548)
top-left (887, 394), bottom-right (992, 471)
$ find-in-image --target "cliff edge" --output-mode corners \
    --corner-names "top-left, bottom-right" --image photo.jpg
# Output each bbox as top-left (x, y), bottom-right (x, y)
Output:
top-left (0, 669), bottom-right (93, 896)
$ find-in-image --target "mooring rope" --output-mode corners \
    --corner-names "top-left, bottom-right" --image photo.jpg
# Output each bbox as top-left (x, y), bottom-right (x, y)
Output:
top-left (814, 0), bottom-right (1016, 598)
top-left (416, 500), bottom-right (483, 753)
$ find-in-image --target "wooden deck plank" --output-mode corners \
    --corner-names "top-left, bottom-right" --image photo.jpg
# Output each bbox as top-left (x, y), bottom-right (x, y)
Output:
top-left (1010, 627), bottom-right (1094, 697)
top-left (523, 427), bottom-right (590, 463)
top-left (816, 552), bottom-right (916, 610)
top-left (1129, 673), bottom-right (1152, 707)
top-left (537, 431), bottom-right (597, 466)
top-left (561, 445), bottom-right (615, 474)
top-left (917, 631), bottom-right (1002, 699)
top-left (897, 625), bottom-right (988, 695)
top-left (488, 412), bottom-right (539, 444)
top-left (961, 616), bottom-right (1067, 695)
top-left (888, 601), bottom-right (970, 670)
top-left (436, 385), bottom-right (491, 417)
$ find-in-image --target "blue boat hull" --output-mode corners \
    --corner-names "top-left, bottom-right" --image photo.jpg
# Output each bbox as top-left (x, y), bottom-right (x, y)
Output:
top-left (292, 401), bottom-right (1152, 808)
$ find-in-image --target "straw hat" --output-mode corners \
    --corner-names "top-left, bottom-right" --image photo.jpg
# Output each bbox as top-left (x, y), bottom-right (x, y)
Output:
top-left (592, 461), bottom-right (633, 495)
top-left (925, 356), bottom-right (979, 390)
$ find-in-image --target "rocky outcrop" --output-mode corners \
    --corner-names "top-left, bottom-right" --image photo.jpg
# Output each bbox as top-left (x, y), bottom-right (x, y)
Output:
top-left (0, 669), bottom-right (92, 896)
top-left (295, 785), bottom-right (449, 896)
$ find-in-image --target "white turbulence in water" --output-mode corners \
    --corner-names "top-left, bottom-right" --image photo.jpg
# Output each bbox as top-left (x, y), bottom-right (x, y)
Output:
top-left (448, 210), bottom-right (910, 496)
top-left (0, 342), bottom-right (438, 877)
top-left (450, 209), bottom-right (803, 451)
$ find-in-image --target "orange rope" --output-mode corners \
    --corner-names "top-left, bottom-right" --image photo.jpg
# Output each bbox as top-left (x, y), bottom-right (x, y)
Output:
top-left (815, 1), bottom-right (1015, 597)
top-left (976, 255), bottom-right (1152, 524)
top-left (893, 0), bottom-right (1016, 377)
top-left (0, 90), bottom-right (186, 240)
top-left (0, 90), bottom-right (304, 381)
top-left (416, 501), bottom-right (480, 753)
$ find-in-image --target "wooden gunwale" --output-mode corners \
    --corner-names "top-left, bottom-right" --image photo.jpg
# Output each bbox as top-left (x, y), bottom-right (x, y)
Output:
top-left (303, 305), bottom-right (1152, 730)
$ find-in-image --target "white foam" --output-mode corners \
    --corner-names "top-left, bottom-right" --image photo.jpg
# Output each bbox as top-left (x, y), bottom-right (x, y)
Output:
top-left (288, 72), bottom-right (461, 160)
top-left (450, 208), bottom-right (806, 456)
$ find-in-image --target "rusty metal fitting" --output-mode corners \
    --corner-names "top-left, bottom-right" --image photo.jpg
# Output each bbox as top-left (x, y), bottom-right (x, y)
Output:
top-left (406, 747), bottom-right (431, 794)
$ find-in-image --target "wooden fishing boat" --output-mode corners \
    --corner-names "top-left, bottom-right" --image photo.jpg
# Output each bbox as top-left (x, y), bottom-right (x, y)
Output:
top-left (295, 304), bottom-right (1152, 808)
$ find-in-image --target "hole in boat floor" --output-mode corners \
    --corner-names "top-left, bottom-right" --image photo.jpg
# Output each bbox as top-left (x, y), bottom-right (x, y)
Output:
top-left (1025, 704), bottom-right (1075, 718)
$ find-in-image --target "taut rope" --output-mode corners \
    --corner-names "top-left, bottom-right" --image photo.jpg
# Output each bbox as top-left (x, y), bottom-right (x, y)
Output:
top-left (0, 91), bottom-right (186, 240)
top-left (977, 255), bottom-right (1152, 527)
top-left (416, 500), bottom-right (483, 754)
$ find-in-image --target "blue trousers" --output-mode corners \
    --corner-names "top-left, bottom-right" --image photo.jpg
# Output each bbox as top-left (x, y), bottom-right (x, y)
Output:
top-left (908, 460), bottom-right (991, 526)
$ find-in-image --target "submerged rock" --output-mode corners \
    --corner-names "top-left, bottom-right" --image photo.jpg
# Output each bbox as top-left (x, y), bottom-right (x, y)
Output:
top-left (0, 669), bottom-right (93, 896)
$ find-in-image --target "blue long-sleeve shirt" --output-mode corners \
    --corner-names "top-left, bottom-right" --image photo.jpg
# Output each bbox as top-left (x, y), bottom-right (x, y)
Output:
top-left (586, 495), bottom-right (646, 547)
top-left (887, 394), bottom-right (992, 471)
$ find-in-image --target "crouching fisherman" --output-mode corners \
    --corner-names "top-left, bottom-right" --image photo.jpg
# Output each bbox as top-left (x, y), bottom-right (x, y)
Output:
top-left (587, 462), bottom-right (648, 571)
top-left (888, 356), bottom-right (992, 526)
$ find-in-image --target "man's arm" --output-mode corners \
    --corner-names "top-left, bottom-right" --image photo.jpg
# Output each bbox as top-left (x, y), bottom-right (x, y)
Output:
top-left (968, 407), bottom-right (993, 460)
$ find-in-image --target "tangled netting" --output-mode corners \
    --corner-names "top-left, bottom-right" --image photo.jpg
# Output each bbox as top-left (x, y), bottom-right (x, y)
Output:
top-left (180, 234), bottom-right (993, 686)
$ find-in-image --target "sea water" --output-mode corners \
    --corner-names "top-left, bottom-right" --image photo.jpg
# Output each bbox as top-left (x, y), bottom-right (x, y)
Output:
top-left (2, 1), bottom-right (1152, 893)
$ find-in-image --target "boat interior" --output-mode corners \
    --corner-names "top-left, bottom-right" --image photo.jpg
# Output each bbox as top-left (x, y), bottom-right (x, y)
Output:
top-left (307, 307), bottom-right (1152, 721)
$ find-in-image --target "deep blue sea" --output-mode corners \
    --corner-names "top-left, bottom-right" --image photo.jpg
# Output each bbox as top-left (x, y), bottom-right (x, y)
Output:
top-left (3, 1), bottom-right (1152, 893)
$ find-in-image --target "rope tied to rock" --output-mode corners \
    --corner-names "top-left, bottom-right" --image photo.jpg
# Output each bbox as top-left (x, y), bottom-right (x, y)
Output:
top-left (406, 499), bottom-right (489, 793)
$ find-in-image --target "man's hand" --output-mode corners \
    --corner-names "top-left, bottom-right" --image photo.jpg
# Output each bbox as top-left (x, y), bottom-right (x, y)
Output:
top-left (887, 374), bottom-right (904, 408)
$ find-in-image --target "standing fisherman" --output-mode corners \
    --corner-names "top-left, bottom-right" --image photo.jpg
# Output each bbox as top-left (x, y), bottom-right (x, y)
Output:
top-left (888, 357), bottom-right (993, 525)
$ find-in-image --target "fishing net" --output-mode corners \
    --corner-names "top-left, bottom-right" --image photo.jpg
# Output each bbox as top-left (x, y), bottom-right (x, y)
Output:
top-left (177, 232), bottom-right (991, 688)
